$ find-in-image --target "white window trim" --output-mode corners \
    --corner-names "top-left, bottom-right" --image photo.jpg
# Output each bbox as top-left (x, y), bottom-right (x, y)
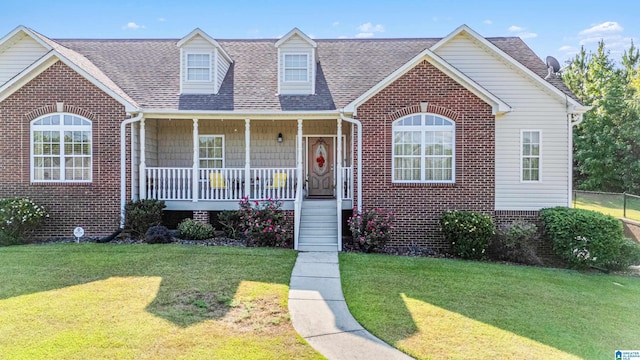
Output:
top-left (520, 129), bottom-right (542, 183)
top-left (392, 114), bottom-right (456, 184)
top-left (198, 135), bottom-right (225, 168)
top-left (185, 52), bottom-right (212, 82)
top-left (30, 113), bottom-right (93, 183)
top-left (283, 53), bottom-right (309, 83)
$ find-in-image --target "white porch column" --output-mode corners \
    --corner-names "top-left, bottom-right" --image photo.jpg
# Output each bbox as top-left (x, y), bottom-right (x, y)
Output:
top-left (192, 118), bottom-right (199, 202)
top-left (297, 119), bottom-right (303, 193)
top-left (336, 117), bottom-right (343, 251)
top-left (131, 120), bottom-right (138, 200)
top-left (245, 119), bottom-right (251, 197)
top-left (294, 119), bottom-right (303, 250)
top-left (138, 118), bottom-right (146, 199)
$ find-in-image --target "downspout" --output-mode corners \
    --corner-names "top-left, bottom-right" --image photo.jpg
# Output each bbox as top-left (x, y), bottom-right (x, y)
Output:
top-left (339, 111), bottom-right (362, 212)
top-left (568, 112), bottom-right (584, 208)
top-left (120, 112), bottom-right (144, 228)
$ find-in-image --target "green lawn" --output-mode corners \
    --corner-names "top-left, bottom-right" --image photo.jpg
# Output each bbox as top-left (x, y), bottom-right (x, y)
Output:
top-left (340, 252), bottom-right (640, 360)
top-left (0, 244), bottom-right (323, 360)
top-left (574, 191), bottom-right (640, 221)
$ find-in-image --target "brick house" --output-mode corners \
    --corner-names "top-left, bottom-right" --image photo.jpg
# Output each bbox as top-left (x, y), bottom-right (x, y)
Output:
top-left (0, 25), bottom-right (587, 251)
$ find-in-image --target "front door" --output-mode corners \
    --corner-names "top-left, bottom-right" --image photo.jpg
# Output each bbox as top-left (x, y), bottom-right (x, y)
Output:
top-left (308, 137), bottom-right (334, 197)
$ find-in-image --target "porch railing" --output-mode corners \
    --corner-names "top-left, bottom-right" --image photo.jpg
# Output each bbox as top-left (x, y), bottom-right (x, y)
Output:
top-left (251, 168), bottom-right (297, 200)
top-left (199, 168), bottom-right (245, 200)
top-left (145, 167), bottom-right (298, 201)
top-left (146, 167), bottom-right (193, 200)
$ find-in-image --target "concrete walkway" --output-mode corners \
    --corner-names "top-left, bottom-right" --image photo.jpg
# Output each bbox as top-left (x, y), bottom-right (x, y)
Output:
top-left (288, 252), bottom-right (413, 360)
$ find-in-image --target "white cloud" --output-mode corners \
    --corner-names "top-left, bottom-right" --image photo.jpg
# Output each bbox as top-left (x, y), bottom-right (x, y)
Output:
top-left (483, 19), bottom-right (492, 25)
top-left (332, 21), bottom-right (340, 27)
top-left (122, 22), bottom-right (145, 30)
top-left (518, 32), bottom-right (538, 39)
top-left (157, 17), bottom-right (166, 22)
top-left (358, 22), bottom-right (384, 33)
top-left (558, 45), bottom-right (576, 52)
top-left (355, 32), bottom-right (374, 38)
top-left (507, 25), bottom-right (537, 39)
top-left (579, 21), bottom-right (623, 36)
top-left (338, 35), bottom-right (348, 39)
top-left (355, 22), bottom-right (384, 38)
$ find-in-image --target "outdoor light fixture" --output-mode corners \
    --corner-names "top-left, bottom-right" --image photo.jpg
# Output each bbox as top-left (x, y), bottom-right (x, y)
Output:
top-left (277, 133), bottom-right (283, 143)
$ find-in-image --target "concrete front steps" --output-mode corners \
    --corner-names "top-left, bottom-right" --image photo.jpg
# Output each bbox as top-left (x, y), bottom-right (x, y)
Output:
top-left (298, 199), bottom-right (339, 252)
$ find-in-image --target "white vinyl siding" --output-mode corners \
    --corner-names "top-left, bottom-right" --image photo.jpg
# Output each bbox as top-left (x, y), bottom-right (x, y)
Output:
top-left (392, 114), bottom-right (455, 183)
top-left (277, 34), bottom-right (315, 95)
top-left (521, 130), bottom-right (541, 182)
top-left (180, 34), bottom-right (230, 94)
top-left (199, 135), bottom-right (224, 168)
top-left (186, 53), bottom-right (210, 81)
top-left (435, 33), bottom-right (569, 209)
top-left (31, 114), bottom-right (92, 183)
top-left (0, 34), bottom-right (48, 86)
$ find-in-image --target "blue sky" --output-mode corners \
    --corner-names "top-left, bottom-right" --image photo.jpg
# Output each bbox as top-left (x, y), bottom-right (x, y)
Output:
top-left (1, 0), bottom-right (638, 64)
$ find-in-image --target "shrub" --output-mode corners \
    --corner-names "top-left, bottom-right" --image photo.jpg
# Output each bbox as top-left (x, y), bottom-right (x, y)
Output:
top-left (218, 210), bottom-right (242, 239)
top-left (124, 199), bottom-right (165, 239)
top-left (348, 208), bottom-right (395, 253)
top-left (177, 218), bottom-right (214, 240)
top-left (490, 221), bottom-right (542, 266)
top-left (0, 198), bottom-right (48, 246)
top-left (145, 225), bottom-right (173, 244)
top-left (238, 197), bottom-right (292, 247)
top-left (540, 207), bottom-right (640, 271)
top-left (440, 210), bottom-right (495, 260)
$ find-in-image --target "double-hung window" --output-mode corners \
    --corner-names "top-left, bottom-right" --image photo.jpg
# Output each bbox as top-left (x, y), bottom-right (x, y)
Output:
top-left (521, 130), bottom-right (541, 182)
top-left (284, 54), bottom-right (308, 82)
top-left (31, 113), bottom-right (92, 182)
top-left (392, 114), bottom-right (455, 183)
top-left (186, 53), bottom-right (211, 81)
top-left (199, 135), bottom-right (224, 168)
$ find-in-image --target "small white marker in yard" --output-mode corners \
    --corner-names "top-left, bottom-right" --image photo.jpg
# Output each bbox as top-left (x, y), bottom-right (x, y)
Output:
top-left (74, 227), bottom-right (84, 244)
top-left (613, 282), bottom-right (624, 287)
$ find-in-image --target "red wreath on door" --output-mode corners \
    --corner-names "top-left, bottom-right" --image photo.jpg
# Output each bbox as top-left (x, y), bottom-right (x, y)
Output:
top-left (316, 154), bottom-right (325, 168)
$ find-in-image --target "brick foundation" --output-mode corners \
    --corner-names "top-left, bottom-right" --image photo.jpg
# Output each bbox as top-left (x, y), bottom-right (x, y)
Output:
top-left (192, 210), bottom-right (210, 224)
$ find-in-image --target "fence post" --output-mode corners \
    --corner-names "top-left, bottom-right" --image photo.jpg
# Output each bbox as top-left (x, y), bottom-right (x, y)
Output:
top-left (623, 192), bottom-right (627, 219)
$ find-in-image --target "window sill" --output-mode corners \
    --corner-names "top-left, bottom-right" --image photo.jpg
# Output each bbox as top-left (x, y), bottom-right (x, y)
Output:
top-left (392, 182), bottom-right (456, 188)
top-left (31, 181), bottom-right (93, 186)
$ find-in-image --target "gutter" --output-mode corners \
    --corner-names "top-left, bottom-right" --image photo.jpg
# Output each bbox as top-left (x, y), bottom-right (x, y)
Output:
top-left (567, 112), bottom-right (585, 207)
top-left (120, 112), bottom-right (144, 228)
top-left (339, 111), bottom-right (362, 212)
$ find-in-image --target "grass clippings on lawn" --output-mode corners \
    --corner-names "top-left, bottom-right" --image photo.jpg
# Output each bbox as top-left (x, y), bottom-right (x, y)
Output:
top-left (340, 252), bottom-right (640, 360)
top-left (0, 244), bottom-right (324, 360)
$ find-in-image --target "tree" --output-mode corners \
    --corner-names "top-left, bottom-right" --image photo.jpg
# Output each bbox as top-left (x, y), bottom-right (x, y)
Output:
top-left (563, 41), bottom-right (640, 193)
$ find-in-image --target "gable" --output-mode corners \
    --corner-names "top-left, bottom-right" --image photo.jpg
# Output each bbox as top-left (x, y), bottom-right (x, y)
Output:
top-left (434, 33), bottom-right (564, 111)
top-left (276, 29), bottom-right (316, 96)
top-left (0, 32), bottom-right (49, 86)
top-left (359, 59), bottom-right (493, 118)
top-left (178, 31), bottom-right (232, 95)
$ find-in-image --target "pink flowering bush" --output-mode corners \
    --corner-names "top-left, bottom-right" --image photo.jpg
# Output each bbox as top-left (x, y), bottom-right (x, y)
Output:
top-left (238, 197), bottom-right (292, 248)
top-left (348, 208), bottom-right (395, 253)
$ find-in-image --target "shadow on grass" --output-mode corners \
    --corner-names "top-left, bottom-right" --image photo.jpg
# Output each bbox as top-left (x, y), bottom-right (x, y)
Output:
top-left (340, 252), bottom-right (640, 360)
top-left (0, 244), bottom-right (297, 327)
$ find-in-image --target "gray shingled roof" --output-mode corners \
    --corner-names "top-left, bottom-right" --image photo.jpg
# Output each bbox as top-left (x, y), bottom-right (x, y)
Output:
top-left (55, 36), bottom-right (579, 111)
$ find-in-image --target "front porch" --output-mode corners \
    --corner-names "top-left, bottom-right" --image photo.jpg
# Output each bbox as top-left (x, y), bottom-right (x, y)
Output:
top-left (129, 115), bottom-right (357, 250)
top-left (143, 166), bottom-right (353, 211)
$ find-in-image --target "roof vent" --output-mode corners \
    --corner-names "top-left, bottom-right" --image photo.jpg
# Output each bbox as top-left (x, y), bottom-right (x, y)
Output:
top-left (544, 56), bottom-right (561, 79)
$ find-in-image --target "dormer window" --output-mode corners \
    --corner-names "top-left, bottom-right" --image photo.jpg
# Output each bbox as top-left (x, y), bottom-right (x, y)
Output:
top-left (186, 53), bottom-right (211, 81)
top-left (275, 28), bottom-right (317, 95)
top-left (284, 54), bottom-right (308, 82)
